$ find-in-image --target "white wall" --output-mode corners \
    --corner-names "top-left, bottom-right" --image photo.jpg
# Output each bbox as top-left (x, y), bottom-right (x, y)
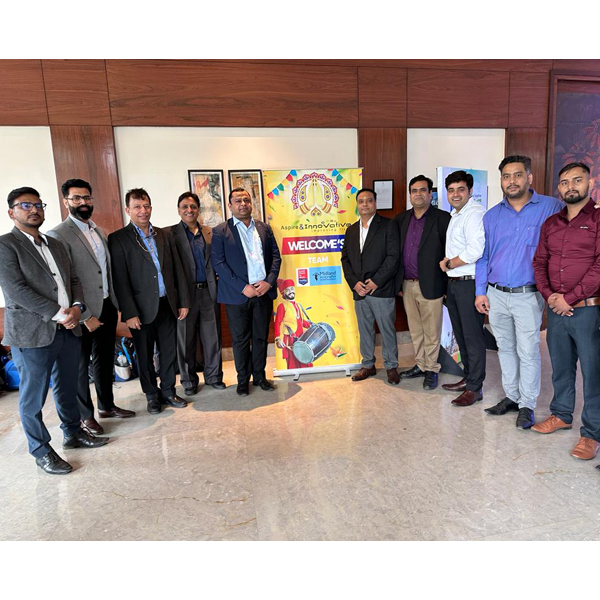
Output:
top-left (406, 129), bottom-right (506, 208)
top-left (114, 127), bottom-right (359, 228)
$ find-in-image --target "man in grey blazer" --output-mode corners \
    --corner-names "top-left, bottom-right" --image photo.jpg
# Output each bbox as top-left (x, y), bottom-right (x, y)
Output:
top-left (0, 187), bottom-right (108, 475)
top-left (170, 192), bottom-right (224, 396)
top-left (48, 178), bottom-right (136, 436)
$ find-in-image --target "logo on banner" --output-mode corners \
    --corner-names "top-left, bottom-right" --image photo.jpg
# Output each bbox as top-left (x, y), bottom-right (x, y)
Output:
top-left (309, 266), bottom-right (342, 286)
top-left (281, 235), bottom-right (345, 255)
top-left (291, 172), bottom-right (339, 216)
top-left (297, 268), bottom-right (309, 286)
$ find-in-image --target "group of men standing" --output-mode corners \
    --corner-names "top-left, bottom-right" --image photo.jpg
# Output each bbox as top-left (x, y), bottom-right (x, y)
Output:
top-left (342, 155), bottom-right (600, 466)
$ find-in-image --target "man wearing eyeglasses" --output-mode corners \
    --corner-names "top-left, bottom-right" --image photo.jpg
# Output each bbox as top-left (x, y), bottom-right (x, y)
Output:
top-left (48, 179), bottom-right (136, 436)
top-left (0, 187), bottom-right (109, 475)
top-left (108, 188), bottom-right (190, 414)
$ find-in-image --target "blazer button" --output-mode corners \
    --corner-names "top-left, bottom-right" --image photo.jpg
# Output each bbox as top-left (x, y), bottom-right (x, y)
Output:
top-left (99, 286), bottom-right (102, 289)
top-left (54, 287), bottom-right (58, 291)
top-left (98, 271), bottom-right (101, 274)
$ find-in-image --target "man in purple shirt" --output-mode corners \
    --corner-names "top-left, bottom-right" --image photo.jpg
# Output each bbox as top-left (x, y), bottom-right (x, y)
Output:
top-left (475, 155), bottom-right (563, 429)
top-left (532, 162), bottom-right (600, 462)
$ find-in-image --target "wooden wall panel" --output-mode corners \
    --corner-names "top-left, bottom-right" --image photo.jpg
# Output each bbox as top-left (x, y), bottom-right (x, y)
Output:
top-left (42, 60), bottom-right (111, 125)
top-left (407, 69), bottom-right (510, 128)
top-left (552, 60), bottom-right (600, 73)
top-left (50, 126), bottom-right (123, 233)
top-left (358, 67), bottom-right (407, 127)
top-left (505, 128), bottom-right (549, 195)
top-left (509, 71), bottom-right (550, 128)
top-left (0, 60), bottom-right (48, 125)
top-left (106, 60), bottom-right (358, 128)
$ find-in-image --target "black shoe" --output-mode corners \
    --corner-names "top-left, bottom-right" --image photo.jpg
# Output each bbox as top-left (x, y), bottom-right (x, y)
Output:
top-left (484, 397), bottom-right (520, 415)
top-left (63, 429), bottom-right (109, 449)
top-left (184, 386), bottom-right (198, 397)
top-left (423, 371), bottom-right (438, 390)
top-left (237, 383), bottom-right (249, 397)
top-left (400, 365), bottom-right (426, 379)
top-left (162, 394), bottom-right (188, 408)
top-left (35, 449), bottom-right (73, 475)
top-left (254, 379), bottom-right (276, 392)
top-left (147, 395), bottom-right (162, 414)
top-left (209, 381), bottom-right (227, 390)
top-left (516, 408), bottom-right (535, 430)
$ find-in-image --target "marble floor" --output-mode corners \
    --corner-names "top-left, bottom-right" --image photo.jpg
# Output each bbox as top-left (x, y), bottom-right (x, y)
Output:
top-left (1, 334), bottom-right (599, 541)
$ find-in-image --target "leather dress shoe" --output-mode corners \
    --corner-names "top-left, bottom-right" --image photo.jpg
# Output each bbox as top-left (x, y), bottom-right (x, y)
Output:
top-left (254, 379), bottom-right (276, 391)
top-left (81, 418), bottom-right (104, 435)
top-left (147, 395), bottom-right (162, 414)
top-left (162, 394), bottom-right (188, 408)
top-left (423, 371), bottom-right (438, 390)
top-left (35, 448), bottom-right (73, 475)
top-left (387, 368), bottom-right (400, 385)
top-left (571, 437), bottom-right (600, 460)
top-left (98, 406), bottom-right (136, 418)
top-left (442, 378), bottom-right (467, 392)
top-left (400, 365), bottom-right (425, 379)
top-left (532, 415), bottom-right (572, 434)
top-left (184, 386), bottom-right (198, 397)
top-left (516, 407), bottom-right (535, 429)
top-left (63, 429), bottom-right (109, 449)
top-left (352, 366), bottom-right (376, 381)
top-left (237, 383), bottom-right (249, 396)
top-left (485, 397), bottom-right (519, 415)
top-left (209, 381), bottom-right (227, 390)
top-left (451, 389), bottom-right (483, 407)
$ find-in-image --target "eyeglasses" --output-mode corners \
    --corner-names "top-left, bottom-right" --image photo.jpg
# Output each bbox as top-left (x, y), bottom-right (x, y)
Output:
top-left (11, 202), bottom-right (47, 211)
top-left (135, 229), bottom-right (157, 254)
top-left (67, 195), bottom-right (94, 204)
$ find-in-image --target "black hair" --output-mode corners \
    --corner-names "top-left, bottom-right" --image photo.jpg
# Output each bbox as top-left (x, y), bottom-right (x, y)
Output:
top-left (445, 170), bottom-right (473, 191)
top-left (125, 188), bottom-right (151, 207)
top-left (61, 178), bottom-right (92, 198)
top-left (355, 187), bottom-right (377, 200)
top-left (558, 162), bottom-right (591, 178)
top-left (499, 155), bottom-right (532, 173)
top-left (7, 186), bottom-right (40, 208)
top-left (409, 175), bottom-right (433, 193)
top-left (177, 192), bottom-right (200, 207)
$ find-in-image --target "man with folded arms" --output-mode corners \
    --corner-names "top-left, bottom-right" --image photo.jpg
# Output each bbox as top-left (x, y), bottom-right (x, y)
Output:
top-left (439, 171), bottom-right (486, 406)
top-left (532, 162), bottom-right (600, 460)
top-left (475, 155), bottom-right (562, 429)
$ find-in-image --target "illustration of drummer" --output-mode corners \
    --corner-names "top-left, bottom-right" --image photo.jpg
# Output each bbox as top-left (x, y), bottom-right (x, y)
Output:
top-left (274, 278), bottom-right (313, 368)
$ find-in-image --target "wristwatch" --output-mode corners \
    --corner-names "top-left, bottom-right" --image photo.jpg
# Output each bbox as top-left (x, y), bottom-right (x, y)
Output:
top-left (445, 259), bottom-right (452, 270)
top-left (72, 301), bottom-right (86, 313)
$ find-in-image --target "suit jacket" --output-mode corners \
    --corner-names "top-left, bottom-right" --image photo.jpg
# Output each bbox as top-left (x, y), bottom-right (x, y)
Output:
top-left (395, 207), bottom-right (451, 299)
top-left (47, 216), bottom-right (118, 320)
top-left (211, 218), bottom-right (281, 305)
top-left (0, 227), bottom-right (84, 347)
top-left (108, 222), bottom-right (190, 324)
top-left (341, 214), bottom-right (400, 300)
top-left (169, 221), bottom-right (217, 303)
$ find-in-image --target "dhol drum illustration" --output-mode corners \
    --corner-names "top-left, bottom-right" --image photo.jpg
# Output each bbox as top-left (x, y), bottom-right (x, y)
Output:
top-left (292, 322), bottom-right (336, 365)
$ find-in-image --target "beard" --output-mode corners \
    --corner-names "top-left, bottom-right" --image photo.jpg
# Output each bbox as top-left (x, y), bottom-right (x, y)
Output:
top-left (503, 183), bottom-right (528, 200)
top-left (69, 204), bottom-right (94, 219)
top-left (561, 191), bottom-right (586, 205)
top-left (283, 291), bottom-right (295, 300)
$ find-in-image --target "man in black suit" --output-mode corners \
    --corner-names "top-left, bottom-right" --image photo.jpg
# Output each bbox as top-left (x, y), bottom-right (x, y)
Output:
top-left (108, 188), bottom-right (190, 414)
top-left (211, 188), bottom-right (281, 397)
top-left (170, 192), bottom-right (224, 396)
top-left (395, 175), bottom-right (451, 390)
top-left (341, 188), bottom-right (400, 384)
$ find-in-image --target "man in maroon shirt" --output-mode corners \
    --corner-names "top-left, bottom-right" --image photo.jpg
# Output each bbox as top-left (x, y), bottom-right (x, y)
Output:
top-left (532, 162), bottom-right (600, 461)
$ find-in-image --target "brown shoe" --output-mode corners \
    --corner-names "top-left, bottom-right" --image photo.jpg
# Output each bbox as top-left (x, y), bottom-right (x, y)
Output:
top-left (451, 389), bottom-right (483, 407)
top-left (442, 378), bottom-right (467, 392)
top-left (531, 415), bottom-right (572, 434)
top-left (571, 437), bottom-right (600, 460)
top-left (98, 406), bottom-right (136, 418)
top-left (81, 418), bottom-right (104, 435)
top-left (352, 366), bottom-right (376, 382)
top-left (386, 368), bottom-right (400, 385)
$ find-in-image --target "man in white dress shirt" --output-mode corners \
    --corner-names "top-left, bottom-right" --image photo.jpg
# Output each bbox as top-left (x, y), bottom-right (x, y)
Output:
top-left (439, 171), bottom-right (487, 406)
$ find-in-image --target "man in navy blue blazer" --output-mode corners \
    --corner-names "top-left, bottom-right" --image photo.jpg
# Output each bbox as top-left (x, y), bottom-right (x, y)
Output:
top-left (211, 188), bottom-right (281, 396)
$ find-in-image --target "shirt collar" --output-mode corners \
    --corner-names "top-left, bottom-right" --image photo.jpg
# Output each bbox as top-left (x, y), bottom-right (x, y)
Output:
top-left (361, 214), bottom-right (376, 228)
top-left (233, 215), bottom-right (255, 229)
top-left (21, 230), bottom-right (48, 246)
top-left (558, 197), bottom-right (595, 220)
top-left (501, 188), bottom-right (539, 209)
top-left (133, 222), bottom-right (154, 238)
top-left (69, 213), bottom-right (97, 231)
top-left (451, 197), bottom-right (478, 217)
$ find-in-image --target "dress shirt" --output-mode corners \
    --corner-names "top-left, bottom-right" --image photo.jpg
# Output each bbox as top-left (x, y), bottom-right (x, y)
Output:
top-left (183, 222), bottom-right (207, 283)
top-left (446, 198), bottom-right (486, 278)
top-left (403, 209), bottom-right (428, 279)
top-left (475, 190), bottom-right (563, 295)
top-left (133, 222), bottom-right (166, 297)
top-left (533, 199), bottom-right (600, 306)
top-left (69, 214), bottom-right (109, 299)
top-left (233, 216), bottom-right (266, 284)
top-left (359, 215), bottom-right (375, 253)
top-left (21, 231), bottom-right (69, 321)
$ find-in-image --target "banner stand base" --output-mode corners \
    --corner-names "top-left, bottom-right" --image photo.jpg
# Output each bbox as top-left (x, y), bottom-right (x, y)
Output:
top-left (274, 364), bottom-right (362, 380)
top-left (437, 347), bottom-right (465, 377)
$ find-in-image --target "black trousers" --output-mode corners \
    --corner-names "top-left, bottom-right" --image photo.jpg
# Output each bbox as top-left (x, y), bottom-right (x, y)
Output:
top-left (446, 278), bottom-right (486, 391)
top-left (77, 297), bottom-right (118, 420)
top-left (130, 297), bottom-right (177, 398)
top-left (226, 295), bottom-right (272, 385)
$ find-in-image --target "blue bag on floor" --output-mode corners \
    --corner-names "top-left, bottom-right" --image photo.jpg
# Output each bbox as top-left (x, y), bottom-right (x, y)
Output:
top-left (0, 354), bottom-right (20, 390)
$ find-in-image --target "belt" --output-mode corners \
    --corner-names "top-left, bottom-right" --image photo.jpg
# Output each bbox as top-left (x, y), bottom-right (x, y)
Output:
top-left (405, 278), bottom-right (419, 282)
top-left (194, 282), bottom-right (208, 289)
top-left (490, 283), bottom-right (537, 294)
top-left (449, 276), bottom-right (475, 281)
top-left (573, 297), bottom-right (600, 308)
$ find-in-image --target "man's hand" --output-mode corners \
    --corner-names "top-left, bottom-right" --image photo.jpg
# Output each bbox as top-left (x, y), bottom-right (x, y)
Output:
top-left (439, 257), bottom-right (450, 273)
top-left (549, 293), bottom-right (573, 317)
top-left (84, 316), bottom-right (103, 332)
top-left (354, 281), bottom-right (369, 297)
top-left (178, 308), bottom-right (189, 320)
top-left (364, 279), bottom-right (378, 295)
top-left (60, 306), bottom-right (81, 329)
top-left (253, 281), bottom-right (271, 296)
top-left (126, 316), bottom-right (142, 330)
top-left (275, 337), bottom-right (285, 349)
top-left (242, 284), bottom-right (258, 298)
top-left (397, 291), bottom-right (403, 297)
top-left (475, 295), bottom-right (490, 315)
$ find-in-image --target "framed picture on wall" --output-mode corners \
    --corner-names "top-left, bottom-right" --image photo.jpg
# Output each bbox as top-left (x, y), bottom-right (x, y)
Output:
top-left (373, 179), bottom-right (394, 210)
top-left (227, 169), bottom-right (265, 221)
top-left (188, 169), bottom-right (226, 228)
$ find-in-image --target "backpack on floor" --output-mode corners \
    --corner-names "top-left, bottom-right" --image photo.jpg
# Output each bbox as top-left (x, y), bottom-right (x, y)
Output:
top-left (0, 353), bottom-right (20, 390)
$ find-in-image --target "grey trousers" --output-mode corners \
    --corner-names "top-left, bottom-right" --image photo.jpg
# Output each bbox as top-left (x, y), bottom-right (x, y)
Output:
top-left (355, 295), bottom-right (398, 370)
top-left (488, 284), bottom-right (544, 410)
